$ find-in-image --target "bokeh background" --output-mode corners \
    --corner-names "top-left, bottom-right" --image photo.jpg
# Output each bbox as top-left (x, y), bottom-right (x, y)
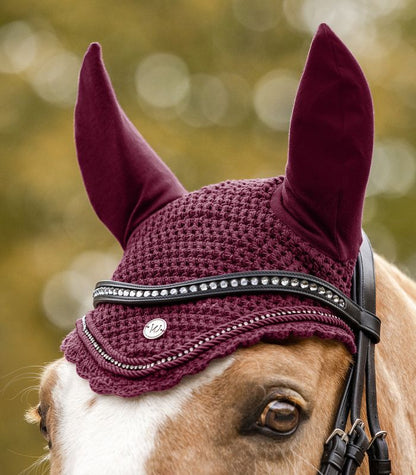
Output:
top-left (1, 1), bottom-right (415, 472)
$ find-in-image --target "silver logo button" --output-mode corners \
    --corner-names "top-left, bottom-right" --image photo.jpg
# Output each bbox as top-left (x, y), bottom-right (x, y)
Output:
top-left (143, 318), bottom-right (167, 340)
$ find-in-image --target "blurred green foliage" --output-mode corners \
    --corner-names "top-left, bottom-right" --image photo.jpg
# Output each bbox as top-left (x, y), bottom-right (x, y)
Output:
top-left (1, 1), bottom-right (415, 473)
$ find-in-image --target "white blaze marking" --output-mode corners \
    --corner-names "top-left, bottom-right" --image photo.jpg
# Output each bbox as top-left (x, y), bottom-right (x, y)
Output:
top-left (54, 357), bottom-right (233, 475)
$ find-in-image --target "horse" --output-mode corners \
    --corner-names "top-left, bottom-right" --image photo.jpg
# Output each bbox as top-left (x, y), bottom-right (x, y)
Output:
top-left (26, 24), bottom-right (416, 474)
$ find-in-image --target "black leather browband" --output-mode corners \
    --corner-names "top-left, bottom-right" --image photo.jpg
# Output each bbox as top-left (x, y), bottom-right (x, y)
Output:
top-left (94, 270), bottom-right (381, 342)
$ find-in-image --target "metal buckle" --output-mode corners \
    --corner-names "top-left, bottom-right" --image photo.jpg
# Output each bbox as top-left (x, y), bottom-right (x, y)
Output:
top-left (348, 418), bottom-right (365, 436)
top-left (325, 428), bottom-right (349, 445)
top-left (368, 430), bottom-right (388, 450)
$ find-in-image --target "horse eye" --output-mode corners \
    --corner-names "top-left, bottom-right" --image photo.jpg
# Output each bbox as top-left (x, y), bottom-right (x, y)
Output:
top-left (257, 399), bottom-right (300, 435)
top-left (37, 405), bottom-right (49, 441)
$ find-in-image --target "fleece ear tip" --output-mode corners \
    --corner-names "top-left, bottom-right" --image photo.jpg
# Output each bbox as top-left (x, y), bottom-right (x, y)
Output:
top-left (315, 23), bottom-right (337, 40)
top-left (79, 43), bottom-right (103, 78)
top-left (317, 23), bottom-right (330, 32)
top-left (85, 42), bottom-right (102, 59)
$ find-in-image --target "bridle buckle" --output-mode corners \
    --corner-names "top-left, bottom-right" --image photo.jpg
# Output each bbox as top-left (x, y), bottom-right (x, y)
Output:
top-left (325, 428), bottom-right (349, 445)
top-left (368, 430), bottom-right (388, 451)
top-left (348, 419), bottom-right (365, 436)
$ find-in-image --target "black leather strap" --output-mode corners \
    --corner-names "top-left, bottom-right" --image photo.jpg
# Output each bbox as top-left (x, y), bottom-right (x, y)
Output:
top-left (368, 459), bottom-right (392, 475)
top-left (321, 432), bottom-right (349, 474)
top-left (358, 234), bottom-right (391, 474)
top-left (366, 344), bottom-right (391, 474)
top-left (343, 422), bottom-right (370, 474)
top-left (94, 270), bottom-right (381, 342)
top-left (319, 233), bottom-right (390, 474)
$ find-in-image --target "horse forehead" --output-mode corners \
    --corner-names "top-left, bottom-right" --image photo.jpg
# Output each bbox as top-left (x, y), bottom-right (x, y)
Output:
top-left (49, 356), bottom-right (234, 474)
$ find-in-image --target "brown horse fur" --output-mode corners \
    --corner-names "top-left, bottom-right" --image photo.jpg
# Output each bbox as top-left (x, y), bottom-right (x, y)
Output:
top-left (27, 255), bottom-right (416, 473)
top-left (25, 360), bottom-right (63, 473)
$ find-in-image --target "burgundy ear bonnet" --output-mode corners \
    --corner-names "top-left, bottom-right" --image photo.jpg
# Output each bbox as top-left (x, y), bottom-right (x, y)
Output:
top-left (62, 24), bottom-right (374, 397)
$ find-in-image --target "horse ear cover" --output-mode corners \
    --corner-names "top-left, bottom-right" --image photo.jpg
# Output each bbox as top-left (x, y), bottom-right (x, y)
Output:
top-left (62, 25), bottom-right (374, 397)
top-left (75, 43), bottom-right (186, 249)
top-left (272, 23), bottom-right (373, 261)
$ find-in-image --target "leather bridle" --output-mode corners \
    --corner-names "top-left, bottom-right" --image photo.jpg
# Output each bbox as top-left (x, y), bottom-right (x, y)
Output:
top-left (318, 233), bottom-right (390, 474)
top-left (93, 232), bottom-right (390, 474)
top-left (320, 233), bottom-right (391, 475)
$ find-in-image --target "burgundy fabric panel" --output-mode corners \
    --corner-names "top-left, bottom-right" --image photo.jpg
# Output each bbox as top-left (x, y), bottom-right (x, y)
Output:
top-left (75, 43), bottom-right (186, 248)
top-left (272, 24), bottom-right (373, 261)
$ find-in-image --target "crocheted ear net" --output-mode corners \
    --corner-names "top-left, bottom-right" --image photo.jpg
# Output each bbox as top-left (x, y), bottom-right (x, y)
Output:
top-left (61, 24), bottom-right (373, 397)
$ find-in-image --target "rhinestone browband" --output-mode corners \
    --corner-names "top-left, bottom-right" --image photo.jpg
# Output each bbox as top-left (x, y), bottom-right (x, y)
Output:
top-left (93, 270), bottom-right (380, 342)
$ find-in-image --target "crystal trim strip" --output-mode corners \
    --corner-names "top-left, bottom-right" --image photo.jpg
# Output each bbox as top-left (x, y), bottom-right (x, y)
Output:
top-left (92, 270), bottom-right (381, 342)
top-left (94, 272), bottom-right (346, 308)
top-left (81, 309), bottom-right (337, 372)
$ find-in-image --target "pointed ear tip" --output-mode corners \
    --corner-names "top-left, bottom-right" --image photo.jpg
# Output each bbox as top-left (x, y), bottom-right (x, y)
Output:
top-left (87, 42), bottom-right (102, 53)
top-left (317, 23), bottom-right (330, 32)
top-left (315, 23), bottom-right (338, 41)
top-left (83, 42), bottom-right (102, 63)
top-left (79, 42), bottom-right (104, 80)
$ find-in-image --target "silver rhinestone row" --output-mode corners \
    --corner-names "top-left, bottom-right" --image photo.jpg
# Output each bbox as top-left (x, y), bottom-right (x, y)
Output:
top-left (93, 275), bottom-right (346, 309)
top-left (82, 309), bottom-right (336, 372)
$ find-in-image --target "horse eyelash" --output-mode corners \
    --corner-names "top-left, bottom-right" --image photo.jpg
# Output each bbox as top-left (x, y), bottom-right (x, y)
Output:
top-left (25, 405), bottom-right (41, 425)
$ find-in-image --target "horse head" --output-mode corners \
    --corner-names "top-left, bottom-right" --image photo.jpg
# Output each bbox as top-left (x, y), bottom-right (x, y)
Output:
top-left (27, 24), bottom-right (416, 474)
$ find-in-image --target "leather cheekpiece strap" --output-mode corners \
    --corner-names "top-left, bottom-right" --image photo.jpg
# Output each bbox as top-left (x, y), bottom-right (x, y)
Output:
top-left (319, 232), bottom-right (390, 475)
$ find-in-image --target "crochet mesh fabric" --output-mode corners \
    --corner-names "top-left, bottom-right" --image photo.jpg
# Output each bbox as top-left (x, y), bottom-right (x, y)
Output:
top-left (62, 177), bottom-right (357, 397)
